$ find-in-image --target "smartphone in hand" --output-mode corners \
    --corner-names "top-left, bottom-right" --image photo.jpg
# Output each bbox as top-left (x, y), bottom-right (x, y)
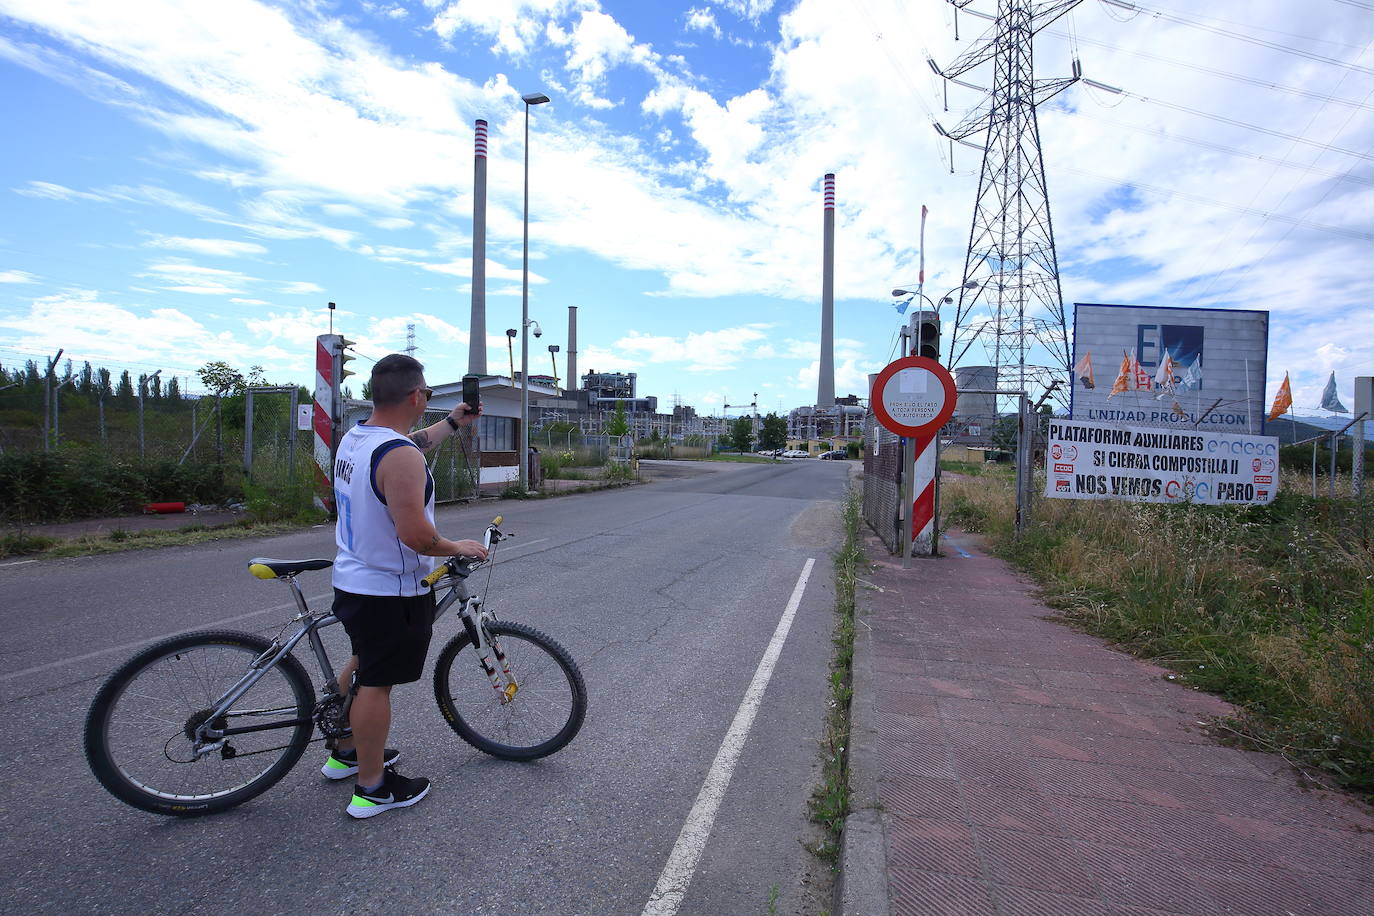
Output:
top-left (462, 374), bottom-right (480, 411)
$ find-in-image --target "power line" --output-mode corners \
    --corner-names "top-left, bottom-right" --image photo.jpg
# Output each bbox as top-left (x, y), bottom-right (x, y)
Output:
top-left (1080, 82), bottom-right (1374, 162)
top-left (1056, 164), bottom-right (1374, 242)
top-left (1057, 107), bottom-right (1374, 189)
top-left (1048, 29), bottom-right (1374, 113)
top-left (1098, 0), bottom-right (1374, 77)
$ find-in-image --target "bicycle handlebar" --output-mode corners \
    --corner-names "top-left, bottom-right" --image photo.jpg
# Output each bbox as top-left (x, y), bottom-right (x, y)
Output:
top-left (421, 516), bottom-right (504, 589)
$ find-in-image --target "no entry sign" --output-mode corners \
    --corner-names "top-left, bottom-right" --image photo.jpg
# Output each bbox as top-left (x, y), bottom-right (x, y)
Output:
top-left (871, 355), bottom-right (958, 438)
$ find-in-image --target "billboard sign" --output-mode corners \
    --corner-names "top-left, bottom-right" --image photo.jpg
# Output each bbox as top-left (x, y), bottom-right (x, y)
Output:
top-left (1044, 418), bottom-right (1279, 505)
top-left (1070, 303), bottom-right (1269, 434)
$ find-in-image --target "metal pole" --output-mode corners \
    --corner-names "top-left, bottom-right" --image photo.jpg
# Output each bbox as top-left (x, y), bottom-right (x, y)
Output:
top-left (899, 326), bottom-right (914, 567)
top-left (288, 386), bottom-right (298, 483)
top-left (1330, 432), bottom-right (1339, 500)
top-left (1355, 418), bottom-right (1367, 498)
top-left (520, 101), bottom-right (531, 491)
top-left (243, 388), bottom-right (255, 479)
top-left (138, 375), bottom-right (146, 459)
top-left (1312, 440), bottom-right (1318, 498)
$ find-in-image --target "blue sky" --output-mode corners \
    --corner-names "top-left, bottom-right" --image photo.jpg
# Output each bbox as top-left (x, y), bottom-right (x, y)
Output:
top-left (1, 0), bottom-right (1372, 418)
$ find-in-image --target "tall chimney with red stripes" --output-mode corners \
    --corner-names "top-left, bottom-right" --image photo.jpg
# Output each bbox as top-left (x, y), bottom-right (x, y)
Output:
top-left (468, 119), bottom-right (489, 375)
top-left (817, 172), bottom-right (836, 407)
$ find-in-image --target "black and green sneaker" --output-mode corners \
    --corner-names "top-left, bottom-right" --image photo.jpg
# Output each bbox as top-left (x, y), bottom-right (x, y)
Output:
top-left (346, 768), bottom-right (430, 819)
top-left (321, 746), bottom-right (400, 780)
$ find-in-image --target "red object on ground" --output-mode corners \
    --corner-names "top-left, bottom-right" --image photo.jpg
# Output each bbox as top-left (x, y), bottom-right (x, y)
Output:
top-left (143, 502), bottom-right (186, 514)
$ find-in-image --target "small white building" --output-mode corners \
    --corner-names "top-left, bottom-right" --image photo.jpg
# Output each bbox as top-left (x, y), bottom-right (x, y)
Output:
top-left (429, 374), bottom-right (558, 487)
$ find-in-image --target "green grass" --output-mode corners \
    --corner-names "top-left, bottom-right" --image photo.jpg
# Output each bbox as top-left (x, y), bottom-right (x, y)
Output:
top-left (808, 486), bottom-right (861, 861)
top-left (1, 518), bottom-right (312, 559)
top-left (944, 469), bottom-right (1374, 796)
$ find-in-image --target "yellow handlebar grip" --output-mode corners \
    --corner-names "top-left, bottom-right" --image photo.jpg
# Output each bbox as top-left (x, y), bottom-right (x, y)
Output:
top-left (422, 563), bottom-right (449, 588)
top-left (491, 515), bottom-right (503, 527)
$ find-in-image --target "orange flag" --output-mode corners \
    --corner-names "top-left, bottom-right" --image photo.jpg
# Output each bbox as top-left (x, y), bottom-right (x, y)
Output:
top-left (1107, 351), bottom-right (1131, 399)
top-left (1267, 372), bottom-right (1292, 421)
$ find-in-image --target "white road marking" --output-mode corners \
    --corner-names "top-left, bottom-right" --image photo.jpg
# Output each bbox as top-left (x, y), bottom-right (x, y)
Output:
top-left (641, 557), bottom-right (816, 916)
top-left (0, 595), bottom-right (321, 683)
top-left (0, 559), bottom-right (38, 567)
top-left (3, 538), bottom-right (551, 684)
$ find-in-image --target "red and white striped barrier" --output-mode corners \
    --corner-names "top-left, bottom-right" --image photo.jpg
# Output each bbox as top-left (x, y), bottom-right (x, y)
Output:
top-left (313, 334), bottom-right (340, 512)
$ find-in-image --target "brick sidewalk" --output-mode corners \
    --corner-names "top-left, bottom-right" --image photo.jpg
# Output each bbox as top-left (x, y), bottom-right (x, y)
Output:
top-left (844, 527), bottom-right (1374, 916)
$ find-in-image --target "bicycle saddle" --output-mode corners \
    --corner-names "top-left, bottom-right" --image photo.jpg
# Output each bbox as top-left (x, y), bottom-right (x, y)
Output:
top-left (248, 557), bottom-right (334, 579)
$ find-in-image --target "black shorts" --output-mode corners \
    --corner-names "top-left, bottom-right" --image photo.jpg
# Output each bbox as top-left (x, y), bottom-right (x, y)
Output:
top-left (332, 588), bottom-right (436, 687)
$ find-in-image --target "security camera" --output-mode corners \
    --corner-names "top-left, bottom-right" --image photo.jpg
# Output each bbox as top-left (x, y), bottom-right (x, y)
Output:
top-left (534, 327), bottom-right (542, 338)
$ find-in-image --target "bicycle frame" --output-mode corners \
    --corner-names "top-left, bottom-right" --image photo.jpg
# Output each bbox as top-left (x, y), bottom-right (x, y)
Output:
top-left (190, 524), bottom-right (511, 758)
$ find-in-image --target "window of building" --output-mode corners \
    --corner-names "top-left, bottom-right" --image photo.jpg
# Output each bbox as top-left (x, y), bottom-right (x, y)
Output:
top-left (479, 414), bottom-right (516, 451)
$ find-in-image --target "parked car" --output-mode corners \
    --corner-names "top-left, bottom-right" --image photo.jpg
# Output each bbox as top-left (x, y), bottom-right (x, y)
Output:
top-left (818, 450), bottom-right (846, 460)
top-left (782, 449), bottom-right (810, 458)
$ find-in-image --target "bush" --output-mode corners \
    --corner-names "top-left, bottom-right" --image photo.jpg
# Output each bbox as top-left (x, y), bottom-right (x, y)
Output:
top-left (0, 448), bottom-right (237, 523)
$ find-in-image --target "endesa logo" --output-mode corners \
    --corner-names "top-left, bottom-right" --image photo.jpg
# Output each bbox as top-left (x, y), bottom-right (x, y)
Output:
top-left (1208, 438), bottom-right (1277, 456)
top-left (1164, 478), bottom-right (1212, 500)
top-left (1054, 463), bottom-right (1074, 474)
top-left (1254, 475), bottom-right (1272, 485)
top-left (1055, 479), bottom-right (1071, 492)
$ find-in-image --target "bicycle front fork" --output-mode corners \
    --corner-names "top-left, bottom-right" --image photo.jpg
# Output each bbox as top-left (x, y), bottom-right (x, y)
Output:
top-left (463, 602), bottom-right (517, 702)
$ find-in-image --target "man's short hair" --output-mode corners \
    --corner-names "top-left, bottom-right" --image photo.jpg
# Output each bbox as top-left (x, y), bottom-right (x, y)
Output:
top-left (370, 354), bottom-right (425, 407)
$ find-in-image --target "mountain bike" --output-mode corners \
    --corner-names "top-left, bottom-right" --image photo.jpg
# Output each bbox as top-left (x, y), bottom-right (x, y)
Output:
top-left (84, 516), bottom-right (586, 816)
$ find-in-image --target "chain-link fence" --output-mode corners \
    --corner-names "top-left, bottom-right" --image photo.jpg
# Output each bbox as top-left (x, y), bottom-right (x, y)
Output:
top-left (862, 413), bottom-right (904, 553)
top-left (334, 402), bottom-right (479, 504)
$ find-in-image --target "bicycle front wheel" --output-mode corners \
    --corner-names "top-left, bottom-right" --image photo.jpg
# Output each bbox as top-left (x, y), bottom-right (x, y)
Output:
top-left (84, 630), bottom-right (315, 816)
top-left (433, 621), bottom-right (586, 761)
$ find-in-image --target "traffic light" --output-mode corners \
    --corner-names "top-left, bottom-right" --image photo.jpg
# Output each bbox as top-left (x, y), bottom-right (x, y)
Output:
top-left (917, 317), bottom-right (940, 360)
top-left (909, 311), bottom-right (941, 361)
top-left (335, 336), bottom-right (357, 380)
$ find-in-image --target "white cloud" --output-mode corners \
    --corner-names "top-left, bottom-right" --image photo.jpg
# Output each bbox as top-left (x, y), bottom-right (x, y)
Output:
top-left (280, 280), bottom-right (324, 295)
top-left (146, 236), bottom-right (268, 257)
top-left (0, 289), bottom-right (291, 372)
top-left (0, 269), bottom-right (39, 283)
top-left (683, 8), bottom-right (721, 39)
top-left (141, 260), bottom-right (257, 295)
top-left (610, 323), bottom-right (771, 372)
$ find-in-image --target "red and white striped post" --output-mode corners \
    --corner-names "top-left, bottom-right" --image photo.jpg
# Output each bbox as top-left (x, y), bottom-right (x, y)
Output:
top-left (313, 333), bottom-right (341, 513)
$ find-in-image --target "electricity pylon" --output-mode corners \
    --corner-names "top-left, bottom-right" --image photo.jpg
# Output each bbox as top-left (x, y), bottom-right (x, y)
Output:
top-left (931, 0), bottom-right (1084, 399)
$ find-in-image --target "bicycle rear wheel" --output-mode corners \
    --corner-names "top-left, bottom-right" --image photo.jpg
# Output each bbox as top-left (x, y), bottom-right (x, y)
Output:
top-left (433, 621), bottom-right (586, 761)
top-left (84, 630), bottom-right (315, 816)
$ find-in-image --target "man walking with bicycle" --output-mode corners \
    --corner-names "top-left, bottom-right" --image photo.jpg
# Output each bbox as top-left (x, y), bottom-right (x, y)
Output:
top-left (325, 353), bottom-right (487, 818)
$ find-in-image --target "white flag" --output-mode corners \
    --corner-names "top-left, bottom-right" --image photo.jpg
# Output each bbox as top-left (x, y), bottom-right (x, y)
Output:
top-left (1320, 372), bottom-right (1348, 413)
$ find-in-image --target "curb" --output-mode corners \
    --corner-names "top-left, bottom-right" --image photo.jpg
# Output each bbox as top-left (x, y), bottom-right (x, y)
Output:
top-left (837, 535), bottom-right (889, 916)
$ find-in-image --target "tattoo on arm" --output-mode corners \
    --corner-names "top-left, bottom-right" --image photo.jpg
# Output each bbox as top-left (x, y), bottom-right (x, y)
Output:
top-left (410, 431), bottom-right (432, 449)
top-left (425, 533), bottom-right (440, 553)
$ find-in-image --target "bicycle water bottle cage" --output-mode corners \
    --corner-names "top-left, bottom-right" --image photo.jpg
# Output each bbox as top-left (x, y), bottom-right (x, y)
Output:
top-left (248, 558), bottom-right (334, 579)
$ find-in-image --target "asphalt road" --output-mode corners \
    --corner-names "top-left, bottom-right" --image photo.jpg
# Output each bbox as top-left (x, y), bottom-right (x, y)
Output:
top-left (0, 458), bottom-right (854, 916)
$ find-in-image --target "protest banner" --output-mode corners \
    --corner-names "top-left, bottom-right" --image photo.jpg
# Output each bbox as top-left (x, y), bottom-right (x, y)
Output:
top-left (1044, 418), bottom-right (1279, 505)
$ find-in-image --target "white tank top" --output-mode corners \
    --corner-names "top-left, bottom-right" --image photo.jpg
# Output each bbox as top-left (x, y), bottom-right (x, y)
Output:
top-left (331, 423), bottom-right (437, 597)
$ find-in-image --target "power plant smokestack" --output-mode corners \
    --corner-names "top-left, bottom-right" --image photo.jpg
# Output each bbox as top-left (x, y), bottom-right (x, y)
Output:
top-left (817, 172), bottom-right (836, 407)
top-left (567, 305), bottom-right (578, 391)
top-left (467, 119), bottom-right (489, 375)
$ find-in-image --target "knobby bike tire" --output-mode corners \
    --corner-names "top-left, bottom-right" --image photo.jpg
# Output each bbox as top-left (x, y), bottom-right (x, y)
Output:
top-left (84, 630), bottom-right (315, 816)
top-left (432, 620), bottom-right (587, 761)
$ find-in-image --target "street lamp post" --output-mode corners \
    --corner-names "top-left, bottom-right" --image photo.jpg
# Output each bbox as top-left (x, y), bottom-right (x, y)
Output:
top-left (891, 280), bottom-right (981, 356)
top-left (519, 90), bottom-right (551, 492)
top-left (138, 369), bottom-right (162, 459)
top-left (548, 344), bottom-right (561, 388)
